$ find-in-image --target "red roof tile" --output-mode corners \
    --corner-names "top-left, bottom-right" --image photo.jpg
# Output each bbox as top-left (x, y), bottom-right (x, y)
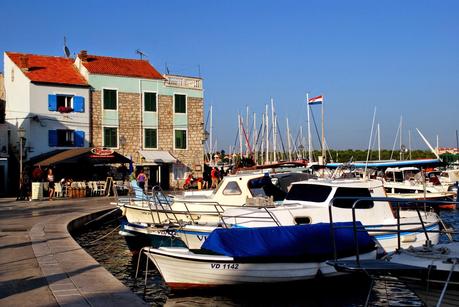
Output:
top-left (6, 52), bottom-right (88, 86)
top-left (79, 53), bottom-right (165, 80)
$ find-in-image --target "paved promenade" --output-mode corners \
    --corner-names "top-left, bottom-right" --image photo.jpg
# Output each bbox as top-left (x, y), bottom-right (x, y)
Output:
top-left (0, 197), bottom-right (147, 307)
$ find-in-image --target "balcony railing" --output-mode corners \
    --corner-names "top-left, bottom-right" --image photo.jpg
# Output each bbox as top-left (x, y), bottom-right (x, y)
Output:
top-left (164, 74), bottom-right (203, 90)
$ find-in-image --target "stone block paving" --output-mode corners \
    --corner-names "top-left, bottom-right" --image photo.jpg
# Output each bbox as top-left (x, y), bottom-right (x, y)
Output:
top-left (0, 197), bottom-right (148, 307)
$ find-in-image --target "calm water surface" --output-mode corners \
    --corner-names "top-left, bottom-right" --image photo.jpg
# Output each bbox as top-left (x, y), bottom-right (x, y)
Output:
top-left (72, 209), bottom-right (458, 306)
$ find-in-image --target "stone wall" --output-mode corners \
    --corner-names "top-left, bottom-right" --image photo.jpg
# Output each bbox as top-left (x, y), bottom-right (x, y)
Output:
top-left (157, 95), bottom-right (173, 150)
top-left (171, 96), bottom-right (204, 174)
top-left (90, 90), bottom-right (204, 187)
top-left (118, 92), bottom-right (141, 158)
top-left (90, 90), bottom-right (102, 146)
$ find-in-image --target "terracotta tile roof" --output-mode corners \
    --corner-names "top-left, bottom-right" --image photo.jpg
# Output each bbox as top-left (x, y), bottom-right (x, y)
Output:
top-left (79, 52), bottom-right (165, 80)
top-left (6, 52), bottom-right (88, 86)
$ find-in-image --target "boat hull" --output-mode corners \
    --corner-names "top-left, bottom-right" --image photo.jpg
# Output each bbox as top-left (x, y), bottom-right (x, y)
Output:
top-left (144, 247), bottom-right (376, 288)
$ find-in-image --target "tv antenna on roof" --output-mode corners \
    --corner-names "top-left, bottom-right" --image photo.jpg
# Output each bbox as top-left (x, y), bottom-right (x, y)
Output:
top-left (63, 36), bottom-right (71, 58)
top-left (135, 49), bottom-right (148, 60)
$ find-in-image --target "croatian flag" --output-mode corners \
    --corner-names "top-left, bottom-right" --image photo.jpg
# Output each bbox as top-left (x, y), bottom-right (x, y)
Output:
top-left (308, 95), bottom-right (324, 105)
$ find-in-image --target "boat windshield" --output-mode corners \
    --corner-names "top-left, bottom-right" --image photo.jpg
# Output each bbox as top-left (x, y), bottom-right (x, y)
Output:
top-left (285, 184), bottom-right (332, 203)
top-left (248, 176), bottom-right (287, 201)
top-left (333, 187), bottom-right (374, 209)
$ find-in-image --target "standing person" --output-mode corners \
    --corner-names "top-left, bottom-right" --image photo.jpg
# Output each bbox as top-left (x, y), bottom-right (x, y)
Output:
top-left (202, 168), bottom-right (210, 189)
top-left (211, 167), bottom-right (219, 189)
top-left (47, 169), bottom-right (55, 201)
top-left (137, 169), bottom-right (146, 191)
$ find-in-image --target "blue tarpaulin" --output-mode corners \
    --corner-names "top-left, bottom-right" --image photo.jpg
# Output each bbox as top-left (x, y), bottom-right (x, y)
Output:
top-left (201, 222), bottom-right (375, 261)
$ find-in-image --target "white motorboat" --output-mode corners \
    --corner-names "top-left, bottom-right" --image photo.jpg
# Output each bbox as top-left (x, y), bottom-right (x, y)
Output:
top-left (383, 167), bottom-right (456, 204)
top-left (329, 231), bottom-right (459, 306)
top-left (123, 178), bottom-right (441, 253)
top-left (219, 178), bottom-right (441, 252)
top-left (118, 171), bottom-right (311, 225)
top-left (143, 222), bottom-right (377, 288)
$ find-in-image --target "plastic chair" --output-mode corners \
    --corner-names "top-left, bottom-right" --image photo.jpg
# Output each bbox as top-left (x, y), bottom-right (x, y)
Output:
top-left (54, 182), bottom-right (63, 198)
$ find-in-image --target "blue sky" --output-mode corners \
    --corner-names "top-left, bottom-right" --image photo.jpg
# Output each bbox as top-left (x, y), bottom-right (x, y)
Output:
top-left (1, 0), bottom-right (458, 151)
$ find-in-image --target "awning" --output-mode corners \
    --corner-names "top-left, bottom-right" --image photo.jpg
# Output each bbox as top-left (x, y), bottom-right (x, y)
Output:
top-left (139, 150), bottom-right (176, 164)
top-left (34, 148), bottom-right (131, 166)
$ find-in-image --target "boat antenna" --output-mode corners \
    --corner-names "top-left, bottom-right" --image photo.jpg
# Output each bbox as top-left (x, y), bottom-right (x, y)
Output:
top-left (364, 107), bottom-right (377, 178)
top-left (416, 128), bottom-right (441, 160)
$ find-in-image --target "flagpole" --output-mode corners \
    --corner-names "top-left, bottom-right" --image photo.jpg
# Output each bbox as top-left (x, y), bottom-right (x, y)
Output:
top-left (321, 95), bottom-right (325, 164)
top-left (307, 93), bottom-right (312, 163)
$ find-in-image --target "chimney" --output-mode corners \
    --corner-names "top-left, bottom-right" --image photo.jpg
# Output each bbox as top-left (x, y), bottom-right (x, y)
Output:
top-left (79, 50), bottom-right (88, 62)
top-left (20, 56), bottom-right (29, 72)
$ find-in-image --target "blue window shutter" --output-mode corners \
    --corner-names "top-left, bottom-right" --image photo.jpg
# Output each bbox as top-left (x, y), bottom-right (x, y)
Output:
top-left (73, 96), bottom-right (85, 112)
top-left (48, 130), bottom-right (57, 147)
top-left (74, 131), bottom-right (85, 147)
top-left (48, 95), bottom-right (57, 111)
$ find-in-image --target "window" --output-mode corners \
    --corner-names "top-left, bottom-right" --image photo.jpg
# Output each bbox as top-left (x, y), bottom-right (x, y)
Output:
top-left (103, 89), bottom-right (117, 110)
top-left (144, 92), bottom-right (157, 112)
top-left (333, 188), bottom-right (374, 209)
top-left (175, 129), bottom-right (187, 149)
top-left (174, 94), bottom-right (186, 113)
top-left (145, 128), bottom-right (157, 148)
top-left (285, 184), bottom-right (332, 203)
top-left (48, 130), bottom-right (84, 147)
top-left (104, 127), bottom-right (118, 148)
top-left (57, 130), bottom-right (74, 146)
top-left (223, 181), bottom-right (242, 195)
top-left (57, 95), bottom-right (73, 109)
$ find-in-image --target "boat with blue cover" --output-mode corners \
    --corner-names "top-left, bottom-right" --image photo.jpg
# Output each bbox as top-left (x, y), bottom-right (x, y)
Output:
top-left (143, 221), bottom-right (377, 288)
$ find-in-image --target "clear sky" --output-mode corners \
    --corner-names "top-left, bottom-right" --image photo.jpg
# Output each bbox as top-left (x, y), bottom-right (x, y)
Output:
top-left (1, 0), bottom-right (458, 151)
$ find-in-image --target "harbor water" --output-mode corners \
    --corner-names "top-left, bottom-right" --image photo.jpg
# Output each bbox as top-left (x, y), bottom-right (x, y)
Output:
top-left (72, 209), bottom-right (459, 306)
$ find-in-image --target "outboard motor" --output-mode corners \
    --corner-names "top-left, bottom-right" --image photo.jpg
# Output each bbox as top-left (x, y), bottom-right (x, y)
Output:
top-left (448, 181), bottom-right (459, 202)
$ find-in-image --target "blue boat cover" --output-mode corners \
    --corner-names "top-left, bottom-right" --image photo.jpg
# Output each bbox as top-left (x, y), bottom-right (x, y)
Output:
top-left (201, 222), bottom-right (375, 262)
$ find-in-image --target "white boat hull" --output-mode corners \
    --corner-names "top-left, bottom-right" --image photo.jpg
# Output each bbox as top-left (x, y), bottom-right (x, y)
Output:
top-left (145, 247), bottom-right (376, 288)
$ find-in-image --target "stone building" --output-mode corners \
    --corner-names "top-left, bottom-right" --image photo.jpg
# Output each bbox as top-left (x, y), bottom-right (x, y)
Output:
top-left (74, 51), bottom-right (205, 189)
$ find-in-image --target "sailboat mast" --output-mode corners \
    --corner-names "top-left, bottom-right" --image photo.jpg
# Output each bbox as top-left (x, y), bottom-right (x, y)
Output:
top-left (377, 123), bottom-right (381, 160)
top-left (246, 106), bottom-right (250, 157)
top-left (209, 105), bottom-right (213, 161)
top-left (409, 129), bottom-right (412, 160)
top-left (265, 104), bottom-right (269, 164)
top-left (399, 115), bottom-right (403, 160)
top-left (271, 98), bottom-right (277, 162)
top-left (286, 118), bottom-right (292, 161)
top-left (321, 96), bottom-right (325, 164)
top-left (253, 113), bottom-right (256, 163)
top-left (307, 93), bottom-right (312, 163)
top-left (238, 113), bottom-right (243, 158)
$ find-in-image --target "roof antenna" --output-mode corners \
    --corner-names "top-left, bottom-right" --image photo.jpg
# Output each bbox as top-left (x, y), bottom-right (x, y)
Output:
top-left (165, 62), bottom-right (170, 74)
top-left (135, 49), bottom-right (148, 60)
top-left (63, 36), bottom-right (71, 58)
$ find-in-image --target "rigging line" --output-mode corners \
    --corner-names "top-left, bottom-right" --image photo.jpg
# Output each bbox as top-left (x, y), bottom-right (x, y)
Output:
top-left (309, 107), bottom-right (323, 151)
top-left (276, 119), bottom-right (287, 160)
top-left (390, 119), bottom-right (401, 160)
top-left (254, 121), bottom-right (264, 151)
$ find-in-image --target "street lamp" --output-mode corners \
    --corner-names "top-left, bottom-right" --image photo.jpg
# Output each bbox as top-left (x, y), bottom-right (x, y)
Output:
top-left (18, 128), bottom-right (26, 190)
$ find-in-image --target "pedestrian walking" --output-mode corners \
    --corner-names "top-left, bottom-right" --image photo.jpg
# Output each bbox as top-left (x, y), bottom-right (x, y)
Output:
top-left (47, 169), bottom-right (55, 201)
top-left (211, 167), bottom-right (219, 189)
top-left (137, 169), bottom-right (146, 191)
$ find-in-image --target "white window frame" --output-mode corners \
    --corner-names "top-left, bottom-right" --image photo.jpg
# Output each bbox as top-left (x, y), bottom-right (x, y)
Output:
top-left (173, 128), bottom-right (188, 150)
top-left (173, 93), bottom-right (187, 115)
top-left (102, 88), bottom-right (118, 111)
top-left (143, 91), bottom-right (158, 113)
top-left (144, 127), bottom-right (158, 149)
top-left (102, 126), bottom-right (119, 149)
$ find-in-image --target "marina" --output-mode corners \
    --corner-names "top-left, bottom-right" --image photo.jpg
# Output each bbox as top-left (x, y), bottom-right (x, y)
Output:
top-left (1, 2), bottom-right (459, 306)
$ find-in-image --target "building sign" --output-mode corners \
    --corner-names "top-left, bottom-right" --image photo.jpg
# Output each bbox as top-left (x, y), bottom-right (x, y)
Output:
top-left (90, 147), bottom-right (115, 158)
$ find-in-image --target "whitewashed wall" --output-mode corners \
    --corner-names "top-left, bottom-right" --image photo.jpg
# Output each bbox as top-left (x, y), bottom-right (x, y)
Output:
top-left (28, 84), bottom-right (90, 157)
